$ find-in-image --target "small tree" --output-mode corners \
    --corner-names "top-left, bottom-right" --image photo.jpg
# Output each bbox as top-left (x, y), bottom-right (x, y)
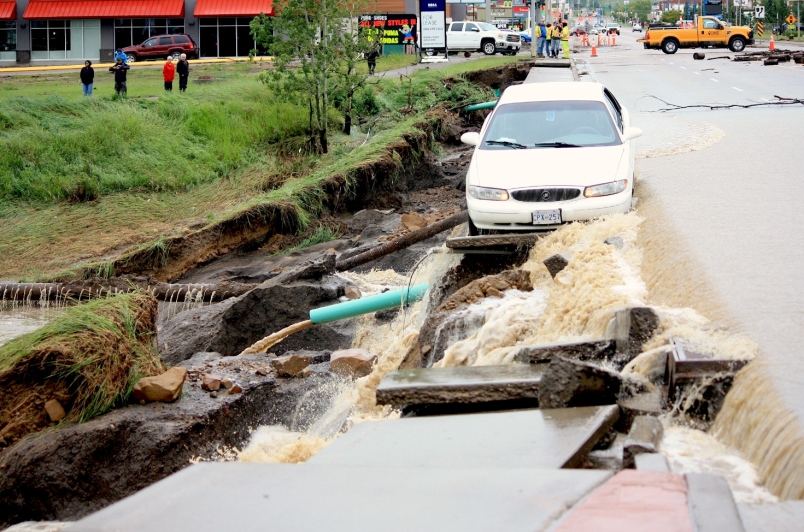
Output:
top-left (661, 9), bottom-right (683, 23)
top-left (331, 4), bottom-right (375, 136)
top-left (249, 13), bottom-right (274, 56)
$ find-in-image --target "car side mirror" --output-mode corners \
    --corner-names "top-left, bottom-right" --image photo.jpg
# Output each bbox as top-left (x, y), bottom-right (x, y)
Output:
top-left (623, 127), bottom-right (643, 141)
top-left (473, 28), bottom-right (480, 32)
top-left (461, 132), bottom-right (481, 146)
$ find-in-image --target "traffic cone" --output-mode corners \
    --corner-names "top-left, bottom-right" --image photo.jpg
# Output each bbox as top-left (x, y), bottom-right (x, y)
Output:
top-left (611, 33), bottom-right (616, 46)
top-left (770, 34), bottom-right (775, 51)
top-left (591, 41), bottom-right (598, 57)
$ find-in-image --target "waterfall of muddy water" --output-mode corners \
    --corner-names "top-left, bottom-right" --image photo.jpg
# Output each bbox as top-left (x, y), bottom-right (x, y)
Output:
top-left (233, 250), bottom-right (461, 464)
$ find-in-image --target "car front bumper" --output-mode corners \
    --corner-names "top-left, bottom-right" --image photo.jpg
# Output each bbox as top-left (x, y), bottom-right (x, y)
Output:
top-left (467, 191), bottom-right (633, 231)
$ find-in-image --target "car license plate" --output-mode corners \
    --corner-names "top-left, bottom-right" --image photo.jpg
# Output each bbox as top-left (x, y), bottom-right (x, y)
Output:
top-left (532, 209), bottom-right (561, 225)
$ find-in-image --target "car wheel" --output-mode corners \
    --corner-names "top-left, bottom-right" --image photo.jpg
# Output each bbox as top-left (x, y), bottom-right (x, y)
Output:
top-left (170, 51), bottom-right (182, 61)
top-left (482, 41), bottom-right (496, 55)
top-left (468, 218), bottom-right (480, 236)
top-left (126, 53), bottom-right (137, 63)
top-left (424, 49), bottom-right (435, 57)
top-left (729, 36), bottom-right (746, 52)
top-left (661, 39), bottom-right (679, 54)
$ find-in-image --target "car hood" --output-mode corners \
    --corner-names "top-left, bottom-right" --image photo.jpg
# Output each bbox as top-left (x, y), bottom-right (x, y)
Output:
top-left (470, 145), bottom-right (626, 189)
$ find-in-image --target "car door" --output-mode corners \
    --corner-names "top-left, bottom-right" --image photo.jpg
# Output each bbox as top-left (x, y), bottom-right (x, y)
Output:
top-left (155, 36), bottom-right (173, 58)
top-left (139, 37), bottom-right (158, 58)
top-left (464, 22), bottom-right (481, 49)
top-left (448, 22), bottom-right (464, 49)
top-left (700, 18), bottom-right (726, 47)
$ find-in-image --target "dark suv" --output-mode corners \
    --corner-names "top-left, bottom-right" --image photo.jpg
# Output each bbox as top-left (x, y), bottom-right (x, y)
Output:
top-left (122, 34), bottom-right (199, 62)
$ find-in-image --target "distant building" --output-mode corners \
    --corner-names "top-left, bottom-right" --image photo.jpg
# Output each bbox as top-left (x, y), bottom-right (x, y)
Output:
top-left (0, 0), bottom-right (419, 63)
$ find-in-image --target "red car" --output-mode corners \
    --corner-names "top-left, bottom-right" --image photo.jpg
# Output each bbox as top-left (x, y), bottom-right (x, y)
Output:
top-left (570, 27), bottom-right (588, 36)
top-left (122, 34), bottom-right (199, 62)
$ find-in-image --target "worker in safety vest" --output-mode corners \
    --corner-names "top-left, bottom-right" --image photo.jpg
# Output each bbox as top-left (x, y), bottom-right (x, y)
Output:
top-left (561, 21), bottom-right (570, 59)
top-left (550, 23), bottom-right (562, 58)
top-left (544, 23), bottom-right (552, 57)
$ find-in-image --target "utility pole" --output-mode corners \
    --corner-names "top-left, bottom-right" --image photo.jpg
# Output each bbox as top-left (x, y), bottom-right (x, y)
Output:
top-left (486, 0), bottom-right (492, 22)
top-left (531, 0), bottom-right (539, 57)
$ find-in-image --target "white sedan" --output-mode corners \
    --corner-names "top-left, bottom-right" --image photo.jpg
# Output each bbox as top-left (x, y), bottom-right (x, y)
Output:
top-left (460, 82), bottom-right (642, 233)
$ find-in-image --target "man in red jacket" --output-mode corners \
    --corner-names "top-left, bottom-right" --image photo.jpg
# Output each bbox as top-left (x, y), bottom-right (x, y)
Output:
top-left (163, 57), bottom-right (176, 92)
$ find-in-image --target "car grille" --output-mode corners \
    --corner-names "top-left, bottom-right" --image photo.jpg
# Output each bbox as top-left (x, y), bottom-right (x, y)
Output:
top-left (511, 188), bottom-right (581, 202)
top-left (506, 35), bottom-right (520, 43)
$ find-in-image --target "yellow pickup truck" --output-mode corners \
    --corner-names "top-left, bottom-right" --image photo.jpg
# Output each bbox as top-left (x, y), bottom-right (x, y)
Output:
top-left (639, 16), bottom-right (754, 54)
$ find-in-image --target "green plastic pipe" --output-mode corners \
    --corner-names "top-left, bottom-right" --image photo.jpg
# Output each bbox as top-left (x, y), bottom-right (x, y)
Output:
top-left (465, 100), bottom-right (497, 112)
top-left (309, 283), bottom-right (429, 324)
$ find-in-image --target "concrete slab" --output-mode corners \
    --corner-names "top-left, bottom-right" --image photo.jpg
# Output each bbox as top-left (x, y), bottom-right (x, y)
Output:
top-left (634, 452), bottom-right (671, 472)
top-left (738, 501), bottom-right (804, 532)
top-left (510, 339), bottom-right (615, 364)
top-left (376, 364), bottom-right (545, 408)
top-left (553, 470), bottom-right (695, 532)
top-left (686, 473), bottom-right (744, 532)
top-left (309, 405), bottom-right (618, 469)
top-left (68, 463), bottom-right (612, 532)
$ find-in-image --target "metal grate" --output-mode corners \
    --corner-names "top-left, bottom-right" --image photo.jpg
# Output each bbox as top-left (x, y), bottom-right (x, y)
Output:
top-left (511, 188), bottom-right (581, 202)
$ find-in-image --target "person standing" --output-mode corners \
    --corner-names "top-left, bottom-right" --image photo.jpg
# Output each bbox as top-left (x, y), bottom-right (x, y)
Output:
top-left (550, 23), bottom-right (562, 58)
top-left (163, 57), bottom-right (175, 92)
top-left (176, 53), bottom-right (190, 92)
top-left (544, 23), bottom-right (552, 58)
top-left (536, 21), bottom-right (547, 58)
top-left (109, 57), bottom-right (130, 96)
top-left (80, 60), bottom-right (94, 97)
top-left (561, 21), bottom-right (570, 59)
top-left (366, 45), bottom-right (379, 75)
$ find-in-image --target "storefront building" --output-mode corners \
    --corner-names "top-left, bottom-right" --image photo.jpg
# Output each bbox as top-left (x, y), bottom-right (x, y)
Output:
top-left (4, 0), bottom-right (278, 63)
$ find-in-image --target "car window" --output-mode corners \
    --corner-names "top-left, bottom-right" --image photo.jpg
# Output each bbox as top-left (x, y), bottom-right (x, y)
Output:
top-left (703, 19), bottom-right (720, 29)
top-left (481, 100), bottom-right (621, 149)
top-left (603, 89), bottom-right (624, 132)
top-left (174, 35), bottom-right (189, 44)
top-left (143, 38), bottom-right (156, 47)
top-left (465, 23), bottom-right (478, 32)
top-left (159, 37), bottom-right (172, 45)
top-left (451, 23), bottom-right (464, 32)
top-left (478, 22), bottom-right (496, 31)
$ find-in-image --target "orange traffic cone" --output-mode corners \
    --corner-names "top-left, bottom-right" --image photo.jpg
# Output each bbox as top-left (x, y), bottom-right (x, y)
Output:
top-left (611, 33), bottom-right (616, 46)
top-left (770, 34), bottom-right (775, 51)
top-left (591, 42), bottom-right (598, 57)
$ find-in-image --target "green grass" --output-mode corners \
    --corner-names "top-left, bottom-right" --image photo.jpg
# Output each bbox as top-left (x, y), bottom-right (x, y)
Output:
top-left (0, 292), bottom-right (164, 423)
top-left (0, 56), bottom-right (518, 280)
top-left (279, 225), bottom-right (343, 255)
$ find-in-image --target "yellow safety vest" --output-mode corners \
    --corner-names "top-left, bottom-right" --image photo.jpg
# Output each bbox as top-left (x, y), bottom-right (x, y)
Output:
top-left (561, 26), bottom-right (569, 40)
top-left (545, 27), bottom-right (552, 40)
top-left (551, 27), bottom-right (561, 39)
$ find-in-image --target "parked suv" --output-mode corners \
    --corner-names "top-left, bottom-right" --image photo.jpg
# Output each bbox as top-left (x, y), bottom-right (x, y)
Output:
top-left (606, 23), bottom-right (621, 35)
top-left (122, 34), bottom-right (199, 62)
top-left (440, 21), bottom-right (521, 56)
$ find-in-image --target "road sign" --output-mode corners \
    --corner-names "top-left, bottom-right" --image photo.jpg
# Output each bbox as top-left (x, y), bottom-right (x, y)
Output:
top-left (786, 14), bottom-right (797, 24)
top-left (757, 21), bottom-right (764, 36)
top-left (755, 6), bottom-right (765, 19)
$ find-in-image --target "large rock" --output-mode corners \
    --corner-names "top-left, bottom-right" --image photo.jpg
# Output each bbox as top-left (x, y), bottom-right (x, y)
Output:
top-left (131, 367), bottom-right (187, 403)
top-left (329, 349), bottom-right (377, 379)
top-left (271, 354), bottom-right (313, 378)
top-left (43, 400), bottom-right (66, 423)
top-left (538, 357), bottom-right (623, 409)
top-left (0, 352), bottom-right (341, 527)
top-left (157, 256), bottom-right (357, 364)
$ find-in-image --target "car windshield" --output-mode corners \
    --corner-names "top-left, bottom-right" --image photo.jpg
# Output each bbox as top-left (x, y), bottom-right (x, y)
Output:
top-left (477, 22), bottom-right (497, 31)
top-left (481, 100), bottom-right (621, 149)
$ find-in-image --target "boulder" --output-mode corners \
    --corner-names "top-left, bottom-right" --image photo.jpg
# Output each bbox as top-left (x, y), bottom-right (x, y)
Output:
top-left (330, 349), bottom-right (378, 379)
top-left (44, 400), bottom-right (66, 423)
top-left (271, 354), bottom-right (313, 378)
top-left (157, 256), bottom-right (356, 364)
top-left (131, 367), bottom-right (187, 403)
top-left (538, 357), bottom-right (623, 409)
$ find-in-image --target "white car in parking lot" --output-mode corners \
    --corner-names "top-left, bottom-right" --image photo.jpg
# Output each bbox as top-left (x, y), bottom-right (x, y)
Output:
top-left (460, 82), bottom-right (642, 233)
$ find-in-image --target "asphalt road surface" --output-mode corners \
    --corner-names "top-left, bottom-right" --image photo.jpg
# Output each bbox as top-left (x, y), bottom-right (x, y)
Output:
top-left (578, 31), bottom-right (804, 426)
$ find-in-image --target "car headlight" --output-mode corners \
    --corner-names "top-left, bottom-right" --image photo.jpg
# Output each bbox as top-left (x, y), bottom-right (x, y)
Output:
top-left (468, 185), bottom-right (509, 201)
top-left (583, 179), bottom-right (628, 198)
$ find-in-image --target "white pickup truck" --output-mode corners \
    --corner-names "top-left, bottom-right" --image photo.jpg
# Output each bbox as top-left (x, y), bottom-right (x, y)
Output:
top-left (439, 21), bottom-right (521, 55)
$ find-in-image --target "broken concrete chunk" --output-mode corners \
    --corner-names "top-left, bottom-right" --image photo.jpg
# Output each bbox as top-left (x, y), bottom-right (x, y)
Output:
top-left (543, 252), bottom-right (572, 278)
top-left (608, 307), bottom-right (660, 368)
top-left (634, 453), bottom-right (670, 472)
top-left (270, 354), bottom-right (313, 378)
top-left (44, 399), bottom-right (66, 422)
top-left (538, 356), bottom-right (622, 409)
top-left (330, 349), bottom-right (377, 379)
top-left (624, 416), bottom-right (664, 466)
top-left (511, 339), bottom-right (615, 364)
top-left (401, 212), bottom-right (428, 230)
top-left (132, 367), bottom-right (188, 403)
top-left (343, 285), bottom-right (362, 300)
top-left (617, 392), bottom-right (665, 432)
top-left (201, 374), bottom-right (222, 391)
top-left (604, 236), bottom-right (624, 249)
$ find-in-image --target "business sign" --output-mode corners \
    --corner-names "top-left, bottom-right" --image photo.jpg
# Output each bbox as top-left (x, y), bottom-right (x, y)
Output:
top-left (360, 14), bottom-right (418, 45)
top-left (420, 0), bottom-right (447, 49)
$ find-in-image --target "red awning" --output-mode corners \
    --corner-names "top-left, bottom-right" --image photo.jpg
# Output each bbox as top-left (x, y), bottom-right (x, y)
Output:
top-left (0, 1), bottom-right (16, 21)
top-left (24, 0), bottom-right (185, 20)
top-left (194, 0), bottom-right (274, 17)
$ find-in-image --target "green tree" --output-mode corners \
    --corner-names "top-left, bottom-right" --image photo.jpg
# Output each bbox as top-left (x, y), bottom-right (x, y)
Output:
top-left (249, 13), bottom-right (274, 56)
top-left (628, 0), bottom-right (652, 22)
top-left (331, 1), bottom-right (375, 136)
top-left (661, 9), bottom-right (683, 23)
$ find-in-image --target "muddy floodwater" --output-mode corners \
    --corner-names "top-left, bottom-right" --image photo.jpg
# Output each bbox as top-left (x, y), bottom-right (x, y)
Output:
top-left (0, 306), bottom-right (64, 346)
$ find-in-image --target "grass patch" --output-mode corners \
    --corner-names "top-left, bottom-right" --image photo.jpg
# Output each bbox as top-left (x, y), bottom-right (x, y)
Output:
top-left (0, 57), bottom-right (519, 280)
top-left (279, 225), bottom-right (344, 255)
top-left (0, 292), bottom-right (164, 446)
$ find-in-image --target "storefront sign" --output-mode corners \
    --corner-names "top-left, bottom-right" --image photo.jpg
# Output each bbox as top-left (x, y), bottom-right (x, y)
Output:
top-left (359, 14), bottom-right (418, 45)
top-left (420, 0), bottom-right (447, 49)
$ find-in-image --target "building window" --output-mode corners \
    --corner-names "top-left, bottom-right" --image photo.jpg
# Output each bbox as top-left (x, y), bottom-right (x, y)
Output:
top-left (199, 17), bottom-right (267, 58)
top-left (114, 18), bottom-right (185, 48)
top-left (0, 21), bottom-right (16, 60)
top-left (30, 19), bottom-right (100, 60)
